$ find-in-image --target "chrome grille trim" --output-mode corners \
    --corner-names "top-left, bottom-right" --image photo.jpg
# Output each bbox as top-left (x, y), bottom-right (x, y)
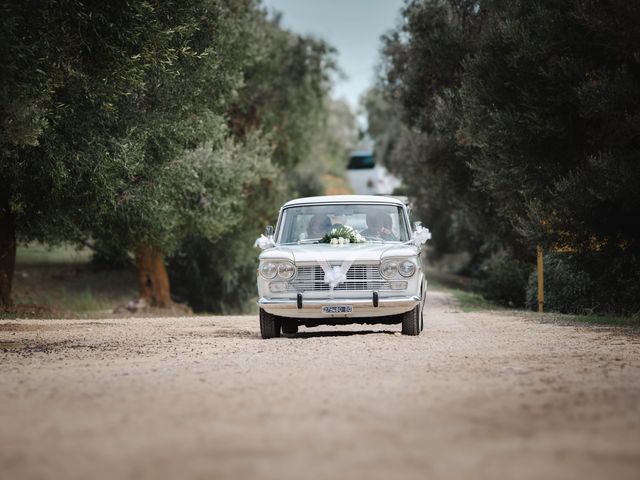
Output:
top-left (287, 264), bottom-right (391, 292)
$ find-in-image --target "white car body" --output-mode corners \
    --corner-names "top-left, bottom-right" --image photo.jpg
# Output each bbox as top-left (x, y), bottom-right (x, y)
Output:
top-left (256, 195), bottom-right (428, 337)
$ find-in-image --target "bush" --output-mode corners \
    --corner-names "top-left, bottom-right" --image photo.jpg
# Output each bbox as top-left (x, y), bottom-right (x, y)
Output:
top-left (525, 253), bottom-right (592, 314)
top-left (526, 252), bottom-right (640, 315)
top-left (168, 230), bottom-right (260, 313)
top-left (479, 251), bottom-right (532, 307)
top-left (166, 136), bottom-right (285, 313)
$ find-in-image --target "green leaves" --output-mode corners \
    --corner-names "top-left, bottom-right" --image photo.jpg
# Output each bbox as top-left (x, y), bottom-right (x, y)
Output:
top-left (1, 0), bottom-right (251, 245)
top-left (228, 9), bottom-right (336, 169)
top-left (0, 0), bottom-right (340, 311)
top-left (375, 0), bottom-right (640, 313)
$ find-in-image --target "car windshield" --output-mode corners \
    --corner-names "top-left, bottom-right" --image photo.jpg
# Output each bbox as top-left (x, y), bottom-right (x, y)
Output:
top-left (277, 203), bottom-right (409, 244)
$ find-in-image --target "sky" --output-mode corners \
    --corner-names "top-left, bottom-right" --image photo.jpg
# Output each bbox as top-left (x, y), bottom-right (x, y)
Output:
top-left (262, 0), bottom-right (406, 116)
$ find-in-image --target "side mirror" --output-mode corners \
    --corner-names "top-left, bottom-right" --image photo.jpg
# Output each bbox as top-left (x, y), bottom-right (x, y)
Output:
top-left (413, 221), bottom-right (422, 231)
top-left (255, 225), bottom-right (276, 250)
top-left (265, 225), bottom-right (274, 237)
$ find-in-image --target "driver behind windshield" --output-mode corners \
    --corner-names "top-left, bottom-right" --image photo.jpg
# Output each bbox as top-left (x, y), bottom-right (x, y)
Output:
top-left (361, 212), bottom-right (396, 241)
top-left (307, 214), bottom-right (332, 239)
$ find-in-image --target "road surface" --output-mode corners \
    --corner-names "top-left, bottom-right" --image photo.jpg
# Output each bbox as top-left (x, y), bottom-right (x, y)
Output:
top-left (1, 291), bottom-right (639, 480)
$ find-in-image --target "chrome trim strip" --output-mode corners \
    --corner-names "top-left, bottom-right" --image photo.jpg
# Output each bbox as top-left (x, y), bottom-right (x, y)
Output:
top-left (258, 295), bottom-right (419, 307)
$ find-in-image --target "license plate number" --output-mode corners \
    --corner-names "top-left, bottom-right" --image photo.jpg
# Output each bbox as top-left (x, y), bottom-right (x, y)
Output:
top-left (322, 305), bottom-right (353, 314)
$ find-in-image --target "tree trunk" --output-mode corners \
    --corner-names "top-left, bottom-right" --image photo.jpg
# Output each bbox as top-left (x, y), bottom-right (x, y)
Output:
top-left (135, 245), bottom-right (172, 308)
top-left (0, 197), bottom-right (16, 309)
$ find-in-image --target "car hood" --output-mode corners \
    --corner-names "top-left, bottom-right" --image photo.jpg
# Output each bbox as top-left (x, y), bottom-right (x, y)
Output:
top-left (259, 243), bottom-right (418, 264)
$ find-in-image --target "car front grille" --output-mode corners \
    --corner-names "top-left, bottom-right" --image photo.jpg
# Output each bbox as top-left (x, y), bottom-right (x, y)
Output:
top-left (287, 264), bottom-right (391, 292)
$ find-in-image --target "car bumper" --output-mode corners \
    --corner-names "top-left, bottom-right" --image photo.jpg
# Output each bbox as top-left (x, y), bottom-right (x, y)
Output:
top-left (257, 294), bottom-right (419, 318)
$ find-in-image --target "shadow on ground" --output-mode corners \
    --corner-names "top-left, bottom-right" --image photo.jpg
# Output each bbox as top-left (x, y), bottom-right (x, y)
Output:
top-left (283, 329), bottom-right (397, 338)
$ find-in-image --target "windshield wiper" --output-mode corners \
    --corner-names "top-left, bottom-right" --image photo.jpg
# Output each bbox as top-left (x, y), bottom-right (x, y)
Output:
top-left (277, 240), bottom-right (320, 245)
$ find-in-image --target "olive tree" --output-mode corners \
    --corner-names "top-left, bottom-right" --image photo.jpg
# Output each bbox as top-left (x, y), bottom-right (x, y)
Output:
top-left (0, 0), bottom-right (254, 308)
top-left (376, 0), bottom-right (640, 312)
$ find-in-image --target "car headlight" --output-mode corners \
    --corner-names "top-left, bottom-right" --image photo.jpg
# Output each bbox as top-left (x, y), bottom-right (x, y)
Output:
top-left (277, 262), bottom-right (296, 279)
top-left (380, 260), bottom-right (398, 279)
top-left (259, 262), bottom-right (277, 279)
top-left (398, 260), bottom-right (416, 277)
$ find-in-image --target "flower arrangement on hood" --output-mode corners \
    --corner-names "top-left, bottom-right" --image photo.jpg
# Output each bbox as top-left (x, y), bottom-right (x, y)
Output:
top-left (319, 225), bottom-right (366, 245)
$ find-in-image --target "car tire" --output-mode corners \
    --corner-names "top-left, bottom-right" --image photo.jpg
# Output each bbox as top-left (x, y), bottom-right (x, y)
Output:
top-left (282, 321), bottom-right (298, 334)
top-left (275, 317), bottom-right (282, 338)
top-left (402, 305), bottom-right (420, 336)
top-left (260, 308), bottom-right (280, 339)
top-left (418, 285), bottom-right (427, 332)
top-left (420, 289), bottom-right (425, 332)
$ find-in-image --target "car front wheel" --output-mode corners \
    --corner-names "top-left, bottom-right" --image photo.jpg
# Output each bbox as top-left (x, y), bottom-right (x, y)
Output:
top-left (401, 305), bottom-right (421, 336)
top-left (260, 308), bottom-right (281, 339)
top-left (420, 288), bottom-right (426, 332)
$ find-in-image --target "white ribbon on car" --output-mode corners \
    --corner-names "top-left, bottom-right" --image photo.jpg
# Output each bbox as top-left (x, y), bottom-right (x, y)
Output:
top-left (325, 265), bottom-right (346, 289)
top-left (312, 256), bottom-right (357, 295)
top-left (254, 234), bottom-right (275, 250)
top-left (409, 226), bottom-right (431, 247)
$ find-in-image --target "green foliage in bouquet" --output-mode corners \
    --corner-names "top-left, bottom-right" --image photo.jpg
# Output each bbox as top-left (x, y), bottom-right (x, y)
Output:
top-left (319, 226), bottom-right (366, 245)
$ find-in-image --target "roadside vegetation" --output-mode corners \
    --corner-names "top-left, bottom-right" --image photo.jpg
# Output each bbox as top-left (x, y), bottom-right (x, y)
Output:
top-left (428, 262), bottom-right (640, 329)
top-left (1, 1), bottom-right (357, 315)
top-left (3, 1), bottom-right (637, 320)
top-left (553, 314), bottom-right (640, 330)
top-left (1, 244), bottom-right (135, 319)
top-left (366, 0), bottom-right (640, 318)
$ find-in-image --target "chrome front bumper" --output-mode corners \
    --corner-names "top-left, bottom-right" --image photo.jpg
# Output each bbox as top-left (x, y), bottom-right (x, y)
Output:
top-left (257, 295), bottom-right (419, 318)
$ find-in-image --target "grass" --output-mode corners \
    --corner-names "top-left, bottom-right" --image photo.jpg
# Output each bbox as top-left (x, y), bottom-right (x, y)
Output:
top-left (426, 269), bottom-right (503, 312)
top-left (544, 312), bottom-right (640, 330)
top-left (41, 287), bottom-right (123, 313)
top-left (6, 243), bottom-right (138, 318)
top-left (16, 243), bottom-right (93, 265)
top-left (451, 290), bottom-right (499, 312)
top-left (444, 284), bottom-right (639, 330)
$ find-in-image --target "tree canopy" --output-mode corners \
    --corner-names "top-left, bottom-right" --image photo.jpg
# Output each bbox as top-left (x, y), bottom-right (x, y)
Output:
top-left (0, 0), bottom-right (344, 310)
top-left (372, 0), bottom-right (640, 313)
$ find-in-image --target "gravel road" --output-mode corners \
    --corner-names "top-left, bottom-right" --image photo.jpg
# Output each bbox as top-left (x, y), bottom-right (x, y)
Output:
top-left (1, 291), bottom-right (639, 480)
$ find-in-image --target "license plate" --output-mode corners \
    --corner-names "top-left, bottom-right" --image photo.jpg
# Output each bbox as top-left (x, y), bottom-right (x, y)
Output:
top-left (322, 305), bottom-right (353, 314)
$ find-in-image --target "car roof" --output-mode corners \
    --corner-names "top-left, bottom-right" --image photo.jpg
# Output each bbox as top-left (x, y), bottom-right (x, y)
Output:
top-left (282, 195), bottom-right (405, 208)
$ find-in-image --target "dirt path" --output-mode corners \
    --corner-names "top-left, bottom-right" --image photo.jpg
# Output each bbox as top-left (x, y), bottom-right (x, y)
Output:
top-left (1, 291), bottom-right (639, 480)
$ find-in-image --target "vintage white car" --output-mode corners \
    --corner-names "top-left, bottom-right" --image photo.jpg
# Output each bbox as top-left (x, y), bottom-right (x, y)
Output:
top-left (255, 195), bottom-right (431, 338)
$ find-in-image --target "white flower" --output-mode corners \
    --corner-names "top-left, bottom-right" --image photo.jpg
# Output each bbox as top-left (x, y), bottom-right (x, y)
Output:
top-left (344, 238), bottom-right (350, 244)
top-left (330, 238), bottom-right (338, 245)
top-left (338, 237), bottom-right (345, 245)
